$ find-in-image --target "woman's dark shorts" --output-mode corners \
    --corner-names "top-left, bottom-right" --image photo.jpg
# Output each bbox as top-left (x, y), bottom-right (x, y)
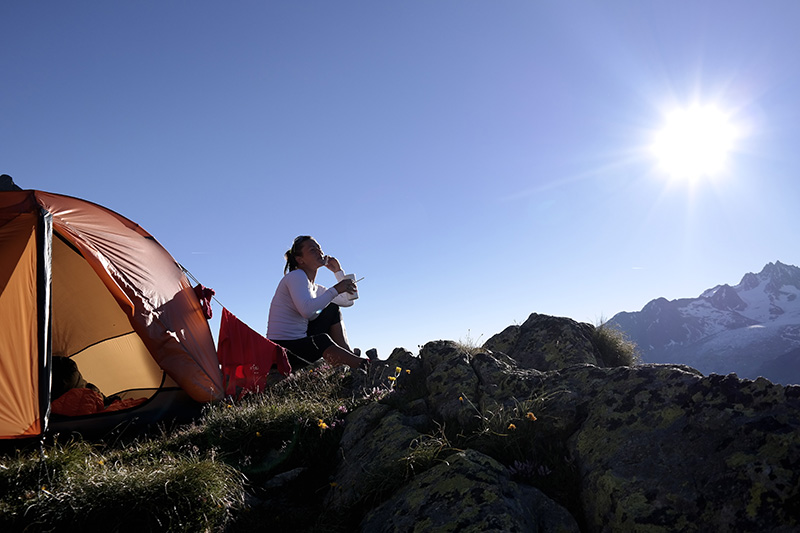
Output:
top-left (273, 304), bottom-right (342, 369)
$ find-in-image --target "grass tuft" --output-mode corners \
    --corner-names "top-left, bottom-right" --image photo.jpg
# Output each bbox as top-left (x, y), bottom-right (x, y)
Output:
top-left (452, 391), bottom-right (580, 516)
top-left (0, 439), bottom-right (245, 532)
top-left (592, 322), bottom-right (642, 367)
top-left (455, 329), bottom-right (484, 356)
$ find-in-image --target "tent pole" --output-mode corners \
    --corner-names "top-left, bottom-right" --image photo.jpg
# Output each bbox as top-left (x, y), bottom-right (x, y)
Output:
top-left (37, 209), bottom-right (53, 435)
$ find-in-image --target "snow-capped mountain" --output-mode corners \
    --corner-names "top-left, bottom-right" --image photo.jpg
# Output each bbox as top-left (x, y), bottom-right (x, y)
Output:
top-left (608, 261), bottom-right (800, 385)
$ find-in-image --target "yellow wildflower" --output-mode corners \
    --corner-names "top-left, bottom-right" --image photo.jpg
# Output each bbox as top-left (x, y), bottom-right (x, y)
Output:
top-left (526, 412), bottom-right (537, 421)
top-left (396, 367), bottom-right (402, 374)
top-left (459, 396), bottom-right (463, 402)
top-left (508, 423), bottom-right (517, 431)
top-left (406, 369), bottom-right (411, 374)
top-left (255, 431), bottom-right (261, 437)
top-left (318, 419), bottom-right (328, 430)
top-left (388, 376), bottom-right (396, 382)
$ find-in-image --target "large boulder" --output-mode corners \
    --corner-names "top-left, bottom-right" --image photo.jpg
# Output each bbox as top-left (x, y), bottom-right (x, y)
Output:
top-left (484, 313), bottom-right (604, 370)
top-left (319, 314), bottom-right (800, 531)
top-left (544, 364), bottom-right (800, 531)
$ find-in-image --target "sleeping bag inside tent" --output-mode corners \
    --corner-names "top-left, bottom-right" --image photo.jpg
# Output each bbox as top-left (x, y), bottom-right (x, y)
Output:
top-left (0, 190), bottom-right (223, 439)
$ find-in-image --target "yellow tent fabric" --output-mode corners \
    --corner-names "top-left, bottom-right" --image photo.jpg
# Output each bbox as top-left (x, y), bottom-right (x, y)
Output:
top-left (0, 211), bottom-right (42, 437)
top-left (0, 190), bottom-right (223, 439)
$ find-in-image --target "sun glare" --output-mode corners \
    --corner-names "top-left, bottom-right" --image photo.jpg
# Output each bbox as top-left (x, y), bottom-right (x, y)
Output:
top-left (652, 104), bottom-right (737, 180)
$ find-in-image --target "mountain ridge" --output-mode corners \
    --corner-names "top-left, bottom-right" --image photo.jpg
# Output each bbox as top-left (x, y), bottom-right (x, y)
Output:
top-left (608, 260), bottom-right (800, 385)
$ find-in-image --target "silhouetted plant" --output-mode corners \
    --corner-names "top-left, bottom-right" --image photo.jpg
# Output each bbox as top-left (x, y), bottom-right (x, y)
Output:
top-left (592, 322), bottom-right (642, 366)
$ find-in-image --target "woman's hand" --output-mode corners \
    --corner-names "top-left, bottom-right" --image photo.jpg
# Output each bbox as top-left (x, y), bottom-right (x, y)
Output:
top-left (324, 256), bottom-right (341, 272)
top-left (334, 278), bottom-right (357, 295)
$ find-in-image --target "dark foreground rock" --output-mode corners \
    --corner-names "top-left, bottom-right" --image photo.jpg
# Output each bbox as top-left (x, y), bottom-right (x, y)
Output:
top-left (322, 314), bottom-right (800, 532)
top-left (361, 449), bottom-right (579, 533)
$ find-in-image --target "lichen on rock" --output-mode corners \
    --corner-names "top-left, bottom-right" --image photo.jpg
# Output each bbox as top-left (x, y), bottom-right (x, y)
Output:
top-left (359, 449), bottom-right (579, 533)
top-left (323, 314), bottom-right (800, 531)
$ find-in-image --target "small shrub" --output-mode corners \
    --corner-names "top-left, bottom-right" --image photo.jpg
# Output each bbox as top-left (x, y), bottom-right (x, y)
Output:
top-left (592, 322), bottom-right (641, 367)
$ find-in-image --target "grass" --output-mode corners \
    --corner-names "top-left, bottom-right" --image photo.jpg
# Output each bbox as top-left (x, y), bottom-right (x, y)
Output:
top-left (352, 420), bottom-right (462, 509)
top-left (453, 390), bottom-right (581, 516)
top-left (0, 353), bottom-right (586, 532)
top-left (0, 439), bottom-right (245, 532)
top-left (454, 329), bottom-right (484, 356)
top-left (592, 321), bottom-right (642, 367)
top-left (0, 363), bottom-right (378, 533)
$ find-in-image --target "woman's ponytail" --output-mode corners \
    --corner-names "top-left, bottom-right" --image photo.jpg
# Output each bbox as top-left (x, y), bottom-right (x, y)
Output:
top-left (284, 249), bottom-right (298, 274)
top-left (284, 235), bottom-right (312, 274)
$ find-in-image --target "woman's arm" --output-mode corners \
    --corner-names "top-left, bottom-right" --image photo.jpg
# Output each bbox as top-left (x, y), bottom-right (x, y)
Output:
top-left (324, 256), bottom-right (342, 274)
top-left (324, 256), bottom-right (356, 306)
top-left (332, 289), bottom-right (355, 307)
top-left (285, 271), bottom-right (339, 320)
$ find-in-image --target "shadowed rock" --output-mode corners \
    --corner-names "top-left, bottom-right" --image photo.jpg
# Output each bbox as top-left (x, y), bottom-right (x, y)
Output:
top-left (360, 449), bottom-right (580, 533)
top-left (326, 314), bottom-right (800, 532)
top-left (0, 174), bottom-right (22, 191)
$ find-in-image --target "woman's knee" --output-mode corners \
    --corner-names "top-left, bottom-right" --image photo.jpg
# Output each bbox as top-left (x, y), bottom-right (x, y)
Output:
top-left (307, 304), bottom-right (342, 336)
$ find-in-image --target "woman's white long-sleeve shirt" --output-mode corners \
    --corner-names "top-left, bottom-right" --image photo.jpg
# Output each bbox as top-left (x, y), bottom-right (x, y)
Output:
top-left (266, 269), bottom-right (353, 340)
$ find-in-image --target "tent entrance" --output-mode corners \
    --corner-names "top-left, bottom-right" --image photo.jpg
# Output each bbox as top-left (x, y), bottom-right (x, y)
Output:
top-left (51, 234), bottom-right (167, 399)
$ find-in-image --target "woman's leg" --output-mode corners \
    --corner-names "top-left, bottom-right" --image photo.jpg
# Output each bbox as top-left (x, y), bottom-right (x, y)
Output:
top-left (329, 321), bottom-right (351, 351)
top-left (322, 344), bottom-right (363, 369)
top-left (309, 304), bottom-right (351, 351)
top-left (308, 304), bottom-right (365, 369)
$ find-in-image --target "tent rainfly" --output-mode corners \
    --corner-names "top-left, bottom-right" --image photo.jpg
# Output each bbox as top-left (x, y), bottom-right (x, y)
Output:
top-left (0, 188), bottom-right (223, 439)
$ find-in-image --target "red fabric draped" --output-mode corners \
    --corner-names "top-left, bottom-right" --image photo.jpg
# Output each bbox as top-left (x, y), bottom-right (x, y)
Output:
top-left (193, 284), bottom-right (215, 319)
top-left (216, 307), bottom-right (291, 397)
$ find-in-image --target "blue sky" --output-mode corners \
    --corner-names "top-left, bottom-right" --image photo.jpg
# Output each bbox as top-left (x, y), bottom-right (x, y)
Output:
top-left (3, 2), bottom-right (799, 358)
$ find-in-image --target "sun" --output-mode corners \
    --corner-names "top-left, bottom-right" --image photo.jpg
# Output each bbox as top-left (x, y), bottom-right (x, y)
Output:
top-left (651, 104), bottom-right (737, 180)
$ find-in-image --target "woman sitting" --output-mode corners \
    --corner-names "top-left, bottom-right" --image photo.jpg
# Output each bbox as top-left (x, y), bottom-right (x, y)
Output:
top-left (267, 235), bottom-right (369, 371)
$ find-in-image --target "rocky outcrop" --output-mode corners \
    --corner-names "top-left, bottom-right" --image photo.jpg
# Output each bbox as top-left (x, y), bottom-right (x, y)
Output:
top-left (325, 314), bottom-right (800, 532)
top-left (483, 313), bottom-right (606, 370)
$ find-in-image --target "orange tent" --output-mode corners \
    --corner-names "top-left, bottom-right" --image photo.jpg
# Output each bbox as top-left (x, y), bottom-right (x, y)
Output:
top-left (0, 189), bottom-right (223, 439)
